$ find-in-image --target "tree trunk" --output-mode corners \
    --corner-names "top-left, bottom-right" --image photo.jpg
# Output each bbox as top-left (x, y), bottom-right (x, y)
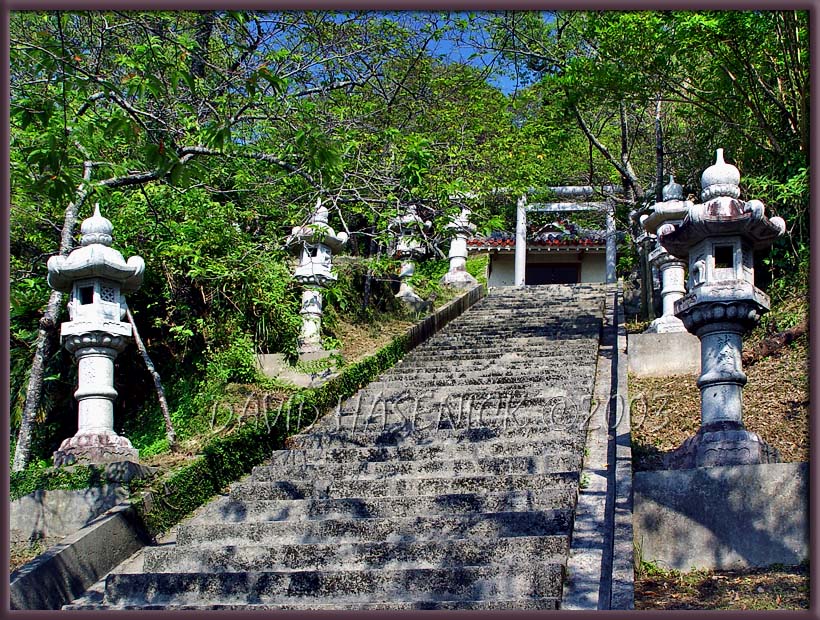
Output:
top-left (618, 101), bottom-right (640, 203)
top-left (742, 318), bottom-right (807, 366)
top-left (13, 166), bottom-right (93, 471)
top-left (645, 250), bottom-right (656, 321)
top-left (362, 224), bottom-right (378, 313)
top-left (191, 11), bottom-right (215, 79)
top-left (126, 308), bottom-right (176, 446)
top-left (655, 97), bottom-right (664, 203)
top-left (571, 100), bottom-right (644, 201)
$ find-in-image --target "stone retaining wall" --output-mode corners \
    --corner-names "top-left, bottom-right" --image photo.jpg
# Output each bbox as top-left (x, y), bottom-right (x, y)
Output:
top-left (634, 462), bottom-right (809, 570)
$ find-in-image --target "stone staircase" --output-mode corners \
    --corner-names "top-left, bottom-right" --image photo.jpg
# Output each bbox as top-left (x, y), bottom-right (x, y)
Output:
top-left (68, 284), bottom-right (611, 610)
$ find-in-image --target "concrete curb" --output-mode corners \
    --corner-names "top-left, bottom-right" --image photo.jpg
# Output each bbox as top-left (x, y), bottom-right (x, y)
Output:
top-left (10, 501), bottom-right (151, 609)
top-left (628, 331), bottom-right (700, 377)
top-left (562, 281), bottom-right (634, 609)
top-left (610, 279), bottom-right (635, 609)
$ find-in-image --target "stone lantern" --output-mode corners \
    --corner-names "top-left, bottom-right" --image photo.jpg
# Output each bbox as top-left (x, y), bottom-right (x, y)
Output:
top-left (441, 206), bottom-right (478, 288)
top-left (291, 199), bottom-right (348, 361)
top-left (388, 204), bottom-right (431, 306)
top-left (642, 175), bottom-right (693, 333)
top-left (658, 149), bottom-right (786, 468)
top-left (46, 204), bottom-right (145, 466)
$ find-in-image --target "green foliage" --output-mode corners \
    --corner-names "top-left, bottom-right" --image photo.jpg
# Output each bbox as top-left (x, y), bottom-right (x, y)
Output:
top-left (10, 463), bottom-right (106, 501)
top-left (407, 258), bottom-right (450, 300)
top-left (465, 254), bottom-right (489, 284)
top-left (744, 167), bottom-right (809, 300)
top-left (616, 233), bottom-right (637, 277)
top-left (205, 332), bottom-right (259, 386)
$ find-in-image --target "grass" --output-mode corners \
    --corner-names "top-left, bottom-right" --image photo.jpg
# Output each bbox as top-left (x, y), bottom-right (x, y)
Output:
top-left (635, 561), bottom-right (809, 610)
top-left (10, 540), bottom-right (49, 574)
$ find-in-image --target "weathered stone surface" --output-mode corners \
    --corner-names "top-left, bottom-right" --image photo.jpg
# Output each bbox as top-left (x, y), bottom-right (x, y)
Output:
top-left (627, 331), bottom-right (700, 377)
top-left (144, 535), bottom-right (569, 572)
top-left (11, 503), bottom-right (150, 610)
top-left (10, 485), bottom-right (129, 544)
top-left (103, 564), bottom-right (564, 607)
top-left (634, 463), bottom-right (808, 570)
top-left (663, 423), bottom-right (780, 469)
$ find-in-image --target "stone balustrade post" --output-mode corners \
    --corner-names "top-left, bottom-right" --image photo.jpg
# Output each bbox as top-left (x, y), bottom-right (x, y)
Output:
top-left (442, 207), bottom-right (477, 288)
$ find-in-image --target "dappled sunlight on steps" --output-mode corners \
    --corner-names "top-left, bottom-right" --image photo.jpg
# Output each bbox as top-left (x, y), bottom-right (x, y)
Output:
top-left (66, 283), bottom-right (609, 610)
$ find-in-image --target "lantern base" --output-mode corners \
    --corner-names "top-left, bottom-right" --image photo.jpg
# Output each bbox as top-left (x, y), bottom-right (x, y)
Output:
top-left (396, 282), bottom-right (429, 313)
top-left (441, 269), bottom-right (478, 289)
top-left (644, 314), bottom-right (687, 334)
top-left (53, 431), bottom-right (139, 467)
top-left (663, 421), bottom-right (780, 469)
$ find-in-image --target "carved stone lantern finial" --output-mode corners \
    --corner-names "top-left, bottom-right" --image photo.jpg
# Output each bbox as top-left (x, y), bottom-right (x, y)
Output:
top-left (658, 149), bottom-right (786, 468)
top-left (700, 147), bottom-right (741, 201)
top-left (662, 174), bottom-right (684, 202)
top-left (47, 204), bottom-right (145, 466)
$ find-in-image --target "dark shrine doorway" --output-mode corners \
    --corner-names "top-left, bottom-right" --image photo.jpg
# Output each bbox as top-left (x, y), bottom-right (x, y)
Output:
top-left (525, 262), bottom-right (580, 285)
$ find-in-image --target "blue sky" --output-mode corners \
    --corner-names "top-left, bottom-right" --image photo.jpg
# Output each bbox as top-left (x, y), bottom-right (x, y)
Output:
top-left (323, 11), bottom-right (542, 96)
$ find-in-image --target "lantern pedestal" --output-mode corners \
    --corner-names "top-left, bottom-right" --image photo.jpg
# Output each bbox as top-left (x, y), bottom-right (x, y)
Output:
top-left (663, 423), bottom-right (779, 470)
top-left (662, 298), bottom-right (780, 469)
top-left (53, 328), bottom-right (138, 466)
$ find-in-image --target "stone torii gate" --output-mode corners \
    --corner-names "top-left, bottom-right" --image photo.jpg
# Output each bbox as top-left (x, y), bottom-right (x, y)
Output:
top-left (514, 186), bottom-right (620, 286)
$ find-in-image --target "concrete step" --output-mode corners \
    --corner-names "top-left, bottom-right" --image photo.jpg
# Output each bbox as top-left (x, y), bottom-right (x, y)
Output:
top-left (420, 322), bottom-right (601, 334)
top-left (186, 488), bottom-right (578, 525)
top-left (71, 282), bottom-right (611, 611)
top-left (314, 412), bottom-right (590, 436)
top-left (409, 333), bottom-right (600, 347)
top-left (394, 348), bottom-right (598, 367)
top-left (290, 422), bottom-right (588, 449)
top-left (401, 347), bottom-right (598, 362)
top-left (143, 533), bottom-right (569, 573)
top-left (101, 564), bottom-right (564, 607)
top-left (380, 360), bottom-right (599, 376)
top-left (363, 374), bottom-right (595, 390)
top-left (393, 349), bottom-right (598, 365)
top-left (175, 509), bottom-right (573, 546)
top-left (229, 472), bottom-right (579, 501)
top-left (273, 436), bottom-right (587, 464)
top-left (332, 390), bottom-right (593, 417)
top-left (67, 598), bottom-right (561, 610)
top-left (250, 453), bottom-right (583, 482)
